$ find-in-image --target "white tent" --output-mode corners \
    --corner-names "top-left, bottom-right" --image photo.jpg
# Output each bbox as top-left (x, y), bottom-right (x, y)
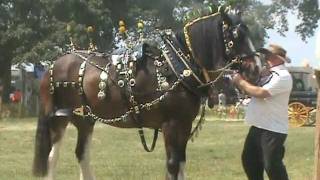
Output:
top-left (11, 62), bottom-right (34, 72)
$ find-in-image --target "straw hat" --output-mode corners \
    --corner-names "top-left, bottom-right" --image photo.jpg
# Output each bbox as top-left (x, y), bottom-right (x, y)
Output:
top-left (259, 44), bottom-right (291, 63)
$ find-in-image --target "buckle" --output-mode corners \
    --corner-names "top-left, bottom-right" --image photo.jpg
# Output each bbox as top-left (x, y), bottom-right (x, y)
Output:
top-left (73, 106), bottom-right (91, 117)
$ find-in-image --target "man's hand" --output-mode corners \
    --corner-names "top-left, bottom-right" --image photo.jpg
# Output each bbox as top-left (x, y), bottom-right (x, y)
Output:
top-left (231, 73), bottom-right (271, 99)
top-left (231, 73), bottom-right (246, 87)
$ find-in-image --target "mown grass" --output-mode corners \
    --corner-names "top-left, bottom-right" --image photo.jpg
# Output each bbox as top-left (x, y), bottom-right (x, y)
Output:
top-left (0, 117), bottom-right (314, 180)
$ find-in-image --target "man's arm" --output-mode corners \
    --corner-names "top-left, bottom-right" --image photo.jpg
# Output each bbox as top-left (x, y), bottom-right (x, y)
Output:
top-left (232, 74), bottom-right (271, 99)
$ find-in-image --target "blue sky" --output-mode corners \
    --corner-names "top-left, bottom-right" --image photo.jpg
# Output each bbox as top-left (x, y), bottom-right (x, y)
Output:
top-left (266, 16), bottom-right (319, 68)
top-left (261, 0), bottom-right (320, 68)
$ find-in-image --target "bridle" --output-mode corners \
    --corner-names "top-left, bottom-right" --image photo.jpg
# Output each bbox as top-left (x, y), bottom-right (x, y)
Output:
top-left (183, 11), bottom-right (256, 88)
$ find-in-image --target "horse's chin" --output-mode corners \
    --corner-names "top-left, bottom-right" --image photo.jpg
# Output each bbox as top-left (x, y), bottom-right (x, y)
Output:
top-left (248, 78), bottom-right (259, 85)
top-left (207, 87), bottom-right (218, 109)
top-left (245, 74), bottom-right (260, 86)
top-left (243, 66), bottom-right (260, 85)
top-left (207, 100), bottom-right (215, 109)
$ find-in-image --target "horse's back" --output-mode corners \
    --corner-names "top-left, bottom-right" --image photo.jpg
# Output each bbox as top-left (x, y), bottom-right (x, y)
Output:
top-left (42, 53), bottom-right (105, 109)
top-left (53, 54), bottom-right (82, 81)
top-left (53, 53), bottom-right (108, 81)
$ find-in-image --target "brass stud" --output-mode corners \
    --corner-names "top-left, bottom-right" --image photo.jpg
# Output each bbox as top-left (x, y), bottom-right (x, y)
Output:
top-left (228, 41), bottom-right (234, 48)
top-left (129, 79), bottom-right (136, 87)
top-left (118, 80), bottom-right (125, 87)
top-left (223, 24), bottom-right (228, 30)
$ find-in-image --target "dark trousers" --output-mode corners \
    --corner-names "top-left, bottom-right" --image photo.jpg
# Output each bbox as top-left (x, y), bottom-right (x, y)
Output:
top-left (242, 126), bottom-right (289, 180)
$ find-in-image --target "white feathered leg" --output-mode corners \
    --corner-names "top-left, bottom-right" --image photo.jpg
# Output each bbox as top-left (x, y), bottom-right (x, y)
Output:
top-left (79, 134), bottom-right (95, 180)
top-left (166, 162), bottom-right (186, 180)
top-left (44, 131), bottom-right (65, 180)
top-left (178, 162), bottom-right (185, 180)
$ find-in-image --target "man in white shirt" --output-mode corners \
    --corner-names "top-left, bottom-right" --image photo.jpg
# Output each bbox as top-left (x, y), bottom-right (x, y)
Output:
top-left (232, 44), bottom-right (293, 180)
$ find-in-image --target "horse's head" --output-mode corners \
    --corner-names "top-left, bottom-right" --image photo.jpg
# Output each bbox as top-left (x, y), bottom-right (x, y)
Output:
top-left (184, 7), bottom-right (262, 85)
top-left (224, 11), bottom-right (263, 85)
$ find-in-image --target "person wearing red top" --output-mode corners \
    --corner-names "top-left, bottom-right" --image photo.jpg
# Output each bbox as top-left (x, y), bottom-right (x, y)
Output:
top-left (10, 89), bottom-right (22, 103)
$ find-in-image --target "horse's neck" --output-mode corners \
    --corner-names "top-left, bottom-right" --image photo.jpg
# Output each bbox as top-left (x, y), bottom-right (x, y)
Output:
top-left (188, 18), bottom-right (225, 70)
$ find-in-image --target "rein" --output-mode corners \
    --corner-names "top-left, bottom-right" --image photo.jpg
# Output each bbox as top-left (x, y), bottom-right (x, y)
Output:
top-left (198, 57), bottom-right (241, 88)
top-left (189, 101), bottom-right (206, 141)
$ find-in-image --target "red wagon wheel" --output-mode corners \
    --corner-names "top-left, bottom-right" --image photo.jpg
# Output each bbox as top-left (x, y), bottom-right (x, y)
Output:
top-left (288, 102), bottom-right (309, 127)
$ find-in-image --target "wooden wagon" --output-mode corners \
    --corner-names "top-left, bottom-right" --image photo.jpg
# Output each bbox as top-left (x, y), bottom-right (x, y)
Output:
top-left (288, 66), bottom-right (318, 127)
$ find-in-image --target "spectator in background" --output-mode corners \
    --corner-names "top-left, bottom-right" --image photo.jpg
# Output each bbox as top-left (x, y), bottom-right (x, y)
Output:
top-left (10, 88), bottom-right (22, 103)
top-left (217, 91), bottom-right (227, 119)
top-left (34, 62), bottom-right (45, 79)
top-left (218, 91), bottom-right (226, 106)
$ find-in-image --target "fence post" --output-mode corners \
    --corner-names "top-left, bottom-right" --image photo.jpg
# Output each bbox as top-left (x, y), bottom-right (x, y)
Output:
top-left (314, 69), bottom-right (320, 180)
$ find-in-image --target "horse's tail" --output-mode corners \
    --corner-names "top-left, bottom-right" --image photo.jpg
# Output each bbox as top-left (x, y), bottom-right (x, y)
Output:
top-left (32, 72), bottom-right (53, 177)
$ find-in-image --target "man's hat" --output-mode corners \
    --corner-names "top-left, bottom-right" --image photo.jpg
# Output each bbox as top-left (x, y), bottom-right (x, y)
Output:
top-left (259, 44), bottom-right (291, 63)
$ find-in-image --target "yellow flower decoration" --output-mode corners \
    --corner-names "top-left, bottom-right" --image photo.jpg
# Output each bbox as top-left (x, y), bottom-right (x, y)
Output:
top-left (119, 20), bottom-right (125, 27)
top-left (87, 26), bottom-right (94, 33)
top-left (137, 21), bottom-right (144, 29)
top-left (119, 26), bottom-right (126, 34)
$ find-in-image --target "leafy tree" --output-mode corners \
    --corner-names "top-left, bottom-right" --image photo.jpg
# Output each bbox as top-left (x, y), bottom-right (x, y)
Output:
top-left (0, 0), bottom-right (113, 103)
top-left (0, 0), bottom-right (43, 102)
top-left (224, 0), bottom-right (320, 41)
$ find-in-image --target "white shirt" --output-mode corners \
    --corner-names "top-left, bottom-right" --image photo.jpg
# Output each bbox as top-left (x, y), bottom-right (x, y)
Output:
top-left (245, 64), bottom-right (293, 134)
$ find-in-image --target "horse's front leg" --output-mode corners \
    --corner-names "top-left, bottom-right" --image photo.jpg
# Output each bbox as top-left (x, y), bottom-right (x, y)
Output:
top-left (162, 119), bottom-right (192, 180)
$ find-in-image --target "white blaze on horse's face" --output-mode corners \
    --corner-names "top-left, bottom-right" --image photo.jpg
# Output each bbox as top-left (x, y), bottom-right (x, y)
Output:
top-left (246, 37), bottom-right (262, 70)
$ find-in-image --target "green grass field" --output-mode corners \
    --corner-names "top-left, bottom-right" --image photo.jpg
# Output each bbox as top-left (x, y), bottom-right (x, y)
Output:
top-left (0, 117), bottom-right (314, 180)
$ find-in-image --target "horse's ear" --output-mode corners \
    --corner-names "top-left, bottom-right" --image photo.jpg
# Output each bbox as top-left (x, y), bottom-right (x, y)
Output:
top-left (235, 8), bottom-right (242, 18)
top-left (224, 6), bottom-right (231, 13)
top-left (218, 5), bottom-right (232, 25)
top-left (218, 5), bottom-right (224, 14)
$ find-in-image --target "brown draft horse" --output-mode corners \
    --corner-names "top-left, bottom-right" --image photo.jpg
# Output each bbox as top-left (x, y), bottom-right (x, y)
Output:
top-left (33, 10), bottom-right (262, 180)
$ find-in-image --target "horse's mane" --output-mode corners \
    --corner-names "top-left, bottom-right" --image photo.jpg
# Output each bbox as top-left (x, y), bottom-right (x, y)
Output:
top-left (181, 13), bottom-right (225, 70)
